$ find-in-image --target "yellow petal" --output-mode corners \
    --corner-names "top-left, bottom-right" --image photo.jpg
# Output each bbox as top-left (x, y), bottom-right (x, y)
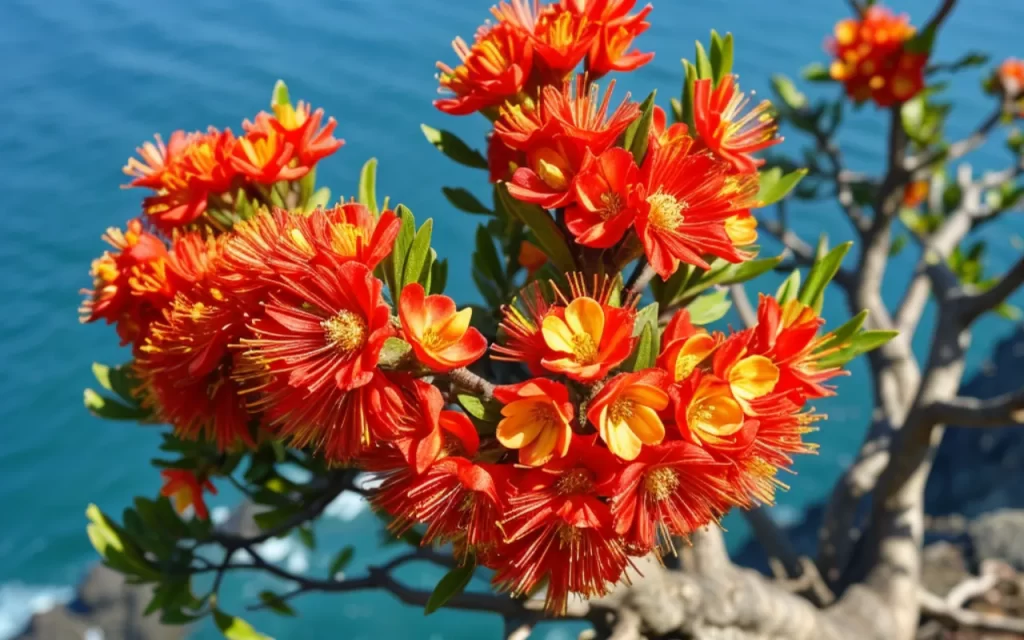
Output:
top-left (520, 423), bottom-right (559, 466)
top-left (433, 307), bottom-right (472, 343)
top-left (497, 412), bottom-right (543, 449)
top-left (564, 297), bottom-right (604, 344)
top-left (627, 405), bottom-right (666, 446)
top-left (688, 393), bottom-right (745, 437)
top-left (500, 397), bottom-right (543, 418)
top-left (542, 315), bottom-right (576, 353)
top-left (603, 418), bottom-right (643, 461)
top-left (674, 334), bottom-right (716, 382)
top-left (623, 384), bottom-right (670, 411)
top-left (728, 355), bottom-right (780, 402)
top-left (725, 215), bottom-right (757, 246)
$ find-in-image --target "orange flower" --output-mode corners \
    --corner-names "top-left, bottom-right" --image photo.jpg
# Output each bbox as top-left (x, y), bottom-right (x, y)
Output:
top-left (495, 378), bottom-right (575, 466)
top-left (517, 240), bottom-right (548, 277)
top-left (564, 0), bottom-right (654, 77)
top-left (230, 126), bottom-right (308, 184)
top-left (725, 212), bottom-right (758, 246)
top-left (436, 20), bottom-right (534, 116)
top-left (902, 179), bottom-right (929, 208)
top-left (693, 75), bottom-right (781, 174)
top-left (386, 379), bottom-right (481, 474)
top-left (488, 132), bottom-right (527, 183)
top-left (587, 369), bottom-right (669, 460)
top-left (495, 1), bottom-right (598, 83)
top-left (605, 441), bottom-right (732, 554)
top-left (246, 101), bottom-right (344, 167)
top-left (827, 5), bottom-right (926, 107)
top-left (492, 281), bottom-right (557, 375)
top-left (123, 131), bottom-right (190, 190)
top-left (566, 147), bottom-right (639, 248)
top-left (998, 58), bottom-right (1024, 99)
top-left (710, 331), bottom-right (781, 413)
top-left (496, 77), bottom-right (639, 208)
top-left (673, 371), bottom-right (757, 454)
top-left (399, 283), bottom-right (488, 372)
top-left (656, 309), bottom-right (719, 383)
top-left (540, 296), bottom-right (636, 382)
top-left (492, 439), bottom-right (628, 614)
top-left (632, 135), bottom-right (759, 278)
top-left (79, 220), bottom-right (171, 347)
top-left (160, 469), bottom-right (217, 520)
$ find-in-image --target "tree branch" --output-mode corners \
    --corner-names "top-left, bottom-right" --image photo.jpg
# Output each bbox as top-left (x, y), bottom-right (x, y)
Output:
top-left (959, 257), bottom-right (1024, 325)
top-left (906, 103), bottom-right (1003, 176)
top-left (730, 283), bottom-right (757, 328)
top-left (448, 367), bottom-right (497, 399)
top-left (926, 387), bottom-right (1024, 426)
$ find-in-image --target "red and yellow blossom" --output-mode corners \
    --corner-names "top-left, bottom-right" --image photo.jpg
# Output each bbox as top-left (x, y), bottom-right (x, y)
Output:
top-left (497, 77), bottom-right (639, 208)
top-left (633, 135), bottom-right (759, 278)
top-left (495, 0), bottom-right (598, 83)
top-left (902, 179), bottom-right (929, 209)
top-left (492, 439), bottom-right (628, 614)
top-left (488, 132), bottom-right (527, 183)
top-left (604, 441), bottom-right (732, 553)
top-left (160, 469), bottom-right (217, 520)
top-left (79, 220), bottom-right (170, 347)
top-left (492, 281), bottom-right (557, 375)
top-left (231, 126), bottom-right (309, 184)
top-left (725, 212), bottom-right (758, 247)
top-left (673, 371), bottom-right (757, 455)
top-left (587, 369), bottom-right (670, 461)
top-left (827, 5), bottom-right (926, 107)
top-left (566, 147), bottom-right (638, 248)
top-left (693, 75), bottom-right (781, 174)
top-left (245, 101), bottom-right (344, 167)
top-left (564, 0), bottom-right (654, 77)
top-left (995, 59), bottom-right (1024, 118)
top-left (387, 380), bottom-right (481, 474)
top-left (710, 333), bottom-right (781, 414)
top-left (436, 20), bottom-right (534, 116)
top-left (399, 283), bottom-right (488, 372)
top-left (495, 378), bottom-right (575, 466)
top-left (656, 309), bottom-right (718, 383)
top-left (540, 296), bottom-right (635, 381)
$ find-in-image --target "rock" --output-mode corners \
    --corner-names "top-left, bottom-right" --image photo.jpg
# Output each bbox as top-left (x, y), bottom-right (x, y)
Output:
top-left (970, 510), bottom-right (1024, 572)
top-left (15, 564), bottom-right (185, 640)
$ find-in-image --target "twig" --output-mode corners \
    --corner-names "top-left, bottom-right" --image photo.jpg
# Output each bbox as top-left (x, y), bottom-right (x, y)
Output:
top-left (448, 367), bottom-right (497, 399)
top-left (959, 257), bottom-right (1024, 325)
top-left (919, 588), bottom-right (1024, 635)
top-left (926, 388), bottom-right (1024, 426)
top-left (906, 103), bottom-right (1002, 175)
top-left (626, 264), bottom-right (657, 298)
top-left (729, 284), bottom-right (757, 328)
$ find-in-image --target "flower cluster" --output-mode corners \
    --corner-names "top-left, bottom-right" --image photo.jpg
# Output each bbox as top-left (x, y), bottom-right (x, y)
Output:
top-left (827, 5), bottom-right (927, 107)
top-left (995, 58), bottom-right (1024, 118)
top-left (123, 100), bottom-right (342, 233)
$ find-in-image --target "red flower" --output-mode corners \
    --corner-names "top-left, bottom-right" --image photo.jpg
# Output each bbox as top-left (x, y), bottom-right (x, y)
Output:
top-left (399, 283), bottom-right (488, 372)
top-left (633, 134), bottom-right (758, 278)
top-left (672, 370), bottom-right (758, 456)
top-left (80, 220), bottom-right (170, 347)
top-left (492, 439), bottom-right (629, 614)
top-left (693, 75), bottom-right (781, 174)
top-left (492, 281), bottom-right (557, 375)
top-left (496, 1), bottom-right (598, 83)
top-left (517, 240), bottom-right (548, 277)
top-left (123, 131), bottom-right (190, 190)
top-left (497, 77), bottom-right (639, 208)
top-left (488, 132), bottom-right (526, 183)
top-left (390, 380), bottom-right (481, 474)
top-left (587, 369), bottom-right (670, 460)
top-left (436, 20), bottom-right (533, 116)
top-left (160, 469), bottom-right (217, 520)
top-left (605, 441), bottom-right (732, 554)
top-left (540, 296), bottom-right (636, 382)
top-left (565, 0), bottom-right (654, 77)
top-left (566, 147), bottom-right (638, 248)
top-left (495, 378), bottom-right (575, 466)
top-left (245, 101), bottom-right (344, 167)
top-left (656, 309), bottom-right (718, 383)
top-left (230, 126), bottom-right (308, 184)
top-left (827, 6), bottom-right (926, 107)
top-left (998, 58), bottom-right (1024, 99)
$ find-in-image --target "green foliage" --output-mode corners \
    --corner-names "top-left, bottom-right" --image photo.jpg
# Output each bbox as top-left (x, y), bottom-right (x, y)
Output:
top-left (381, 205), bottom-right (435, 295)
top-left (801, 62), bottom-right (833, 83)
top-left (443, 187), bottom-right (492, 215)
top-left (709, 30), bottom-right (734, 84)
top-left (496, 183), bottom-right (575, 272)
top-left (213, 610), bottom-right (272, 640)
top-left (359, 158), bottom-right (379, 216)
top-left (771, 74), bottom-right (808, 110)
top-left (758, 167), bottom-right (809, 206)
top-left (421, 124), bottom-right (488, 169)
top-left (653, 255), bottom-right (782, 308)
top-left (799, 241), bottom-right (852, 313)
top-left (775, 270), bottom-right (801, 304)
top-left (425, 562), bottom-right (477, 615)
top-left (271, 79), bottom-right (290, 108)
top-left (818, 330), bottom-right (899, 368)
top-left (329, 546), bottom-right (355, 577)
top-left (687, 289), bottom-right (732, 325)
top-left (623, 90), bottom-right (657, 165)
top-left (623, 324), bottom-right (657, 372)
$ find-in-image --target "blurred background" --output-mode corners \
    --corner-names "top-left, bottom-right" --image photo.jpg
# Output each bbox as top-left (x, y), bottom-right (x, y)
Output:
top-left (1, 0), bottom-right (1022, 637)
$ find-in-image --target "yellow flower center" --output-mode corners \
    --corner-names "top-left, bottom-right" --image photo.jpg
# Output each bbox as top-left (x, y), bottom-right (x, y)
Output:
top-left (608, 397), bottom-right (635, 424)
top-left (687, 392), bottom-right (745, 439)
top-left (322, 310), bottom-right (368, 354)
top-left (643, 467), bottom-right (680, 501)
top-left (532, 147), bottom-right (571, 190)
top-left (330, 222), bottom-right (366, 257)
top-left (555, 468), bottom-right (594, 495)
top-left (598, 192), bottom-right (623, 220)
top-left (570, 332), bottom-right (598, 364)
top-left (647, 192), bottom-right (687, 230)
top-left (558, 524), bottom-right (582, 548)
top-left (674, 354), bottom-right (703, 382)
top-left (272, 103), bottom-right (309, 131)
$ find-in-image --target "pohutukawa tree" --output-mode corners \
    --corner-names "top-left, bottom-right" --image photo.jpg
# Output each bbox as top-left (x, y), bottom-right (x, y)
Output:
top-left (79, 0), bottom-right (1024, 638)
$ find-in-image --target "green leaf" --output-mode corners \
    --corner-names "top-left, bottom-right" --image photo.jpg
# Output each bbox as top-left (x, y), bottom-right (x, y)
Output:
top-left (271, 80), bottom-right (290, 108)
top-left (303, 187), bottom-right (331, 213)
top-left (817, 330), bottom-right (899, 368)
top-left (496, 184), bottom-right (574, 272)
top-left (674, 255), bottom-right (783, 303)
top-left (623, 90), bottom-right (657, 165)
top-left (457, 394), bottom-right (502, 423)
top-left (84, 389), bottom-right (148, 421)
top-left (757, 168), bottom-right (809, 206)
top-left (425, 563), bottom-right (476, 615)
top-left (358, 158), bottom-right (379, 216)
top-left (329, 546), bottom-right (355, 577)
top-left (771, 74), bottom-right (807, 110)
top-left (889, 234), bottom-right (908, 257)
top-left (687, 289), bottom-right (732, 325)
top-left (421, 124), bottom-right (487, 169)
top-left (92, 362), bottom-right (140, 404)
top-left (213, 610), bottom-right (273, 640)
top-left (387, 205), bottom-right (416, 293)
top-left (694, 41), bottom-right (713, 80)
top-left (709, 31), bottom-right (733, 83)
top-left (443, 187), bottom-right (492, 215)
top-left (900, 94), bottom-right (926, 140)
top-left (939, 51), bottom-right (990, 73)
top-left (430, 258), bottom-right (448, 295)
top-left (296, 525), bottom-right (316, 550)
top-left (775, 270), bottom-right (801, 303)
top-left (680, 60), bottom-right (697, 128)
top-left (816, 309), bottom-right (868, 353)
top-left (623, 323), bottom-right (656, 372)
top-left (474, 226), bottom-right (507, 290)
top-left (669, 97), bottom-right (683, 122)
top-left (258, 591), bottom-right (296, 617)
top-left (633, 302), bottom-right (660, 338)
top-left (905, 24), bottom-right (936, 55)
top-left (799, 241), bottom-right (852, 313)
top-left (801, 62), bottom-right (833, 83)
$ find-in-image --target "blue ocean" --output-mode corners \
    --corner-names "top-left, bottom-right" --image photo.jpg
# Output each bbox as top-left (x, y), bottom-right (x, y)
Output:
top-left (1, 0), bottom-right (1022, 637)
